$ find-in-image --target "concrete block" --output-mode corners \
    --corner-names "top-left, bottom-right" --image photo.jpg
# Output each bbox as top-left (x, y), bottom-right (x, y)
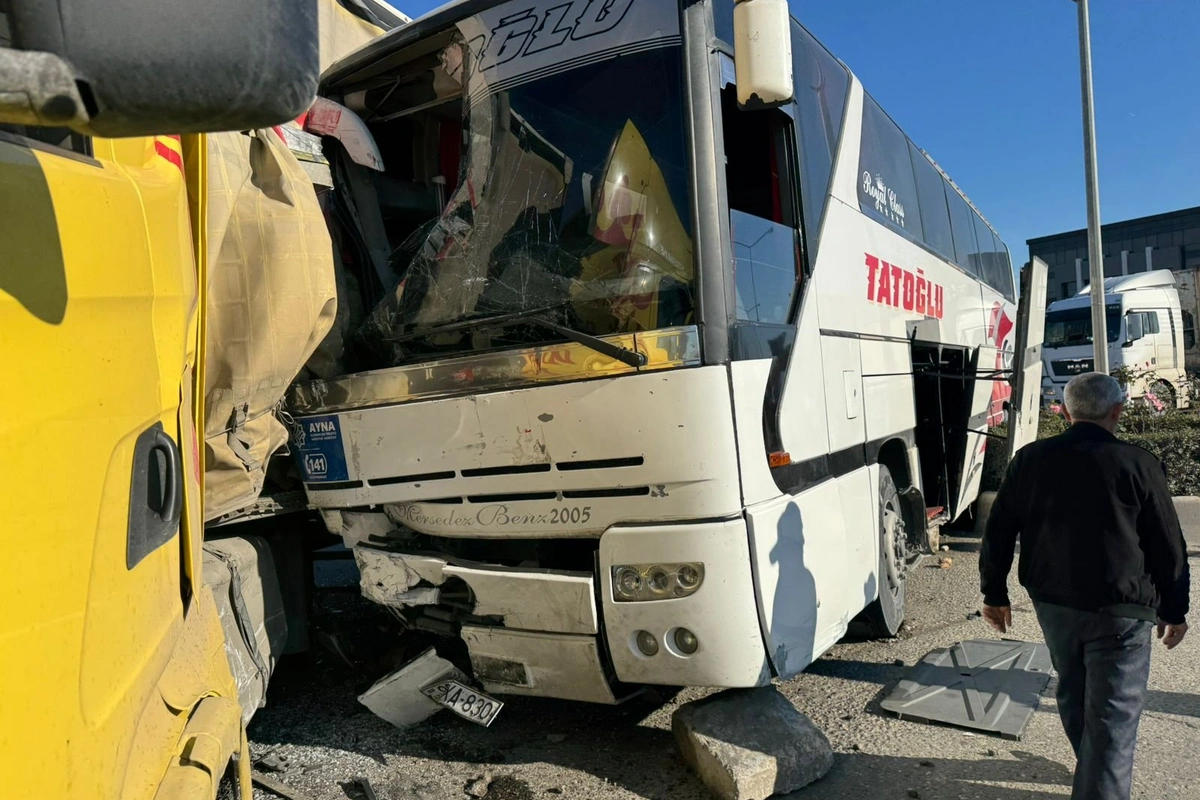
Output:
top-left (672, 687), bottom-right (833, 800)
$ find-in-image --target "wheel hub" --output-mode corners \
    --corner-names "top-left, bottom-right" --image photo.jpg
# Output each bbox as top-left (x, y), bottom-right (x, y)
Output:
top-left (882, 504), bottom-right (909, 592)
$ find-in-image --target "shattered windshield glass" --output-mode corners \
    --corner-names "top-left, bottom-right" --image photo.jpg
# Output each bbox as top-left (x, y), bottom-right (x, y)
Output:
top-left (360, 45), bottom-right (694, 366)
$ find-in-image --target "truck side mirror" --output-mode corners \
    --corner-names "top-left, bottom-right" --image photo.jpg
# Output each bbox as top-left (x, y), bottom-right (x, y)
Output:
top-left (732, 0), bottom-right (794, 110)
top-left (0, 0), bottom-right (318, 137)
top-left (1124, 313), bottom-right (1144, 346)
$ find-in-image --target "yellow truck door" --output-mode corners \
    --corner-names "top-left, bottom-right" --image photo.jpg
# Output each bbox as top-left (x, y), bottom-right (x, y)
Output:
top-left (0, 126), bottom-right (204, 797)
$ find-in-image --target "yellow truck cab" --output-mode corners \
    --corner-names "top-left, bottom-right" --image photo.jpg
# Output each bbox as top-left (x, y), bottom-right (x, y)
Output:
top-left (0, 1), bottom-right (333, 796)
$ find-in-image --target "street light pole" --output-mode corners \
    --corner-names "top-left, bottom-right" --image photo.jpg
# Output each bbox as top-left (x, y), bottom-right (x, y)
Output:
top-left (1076, 0), bottom-right (1108, 373)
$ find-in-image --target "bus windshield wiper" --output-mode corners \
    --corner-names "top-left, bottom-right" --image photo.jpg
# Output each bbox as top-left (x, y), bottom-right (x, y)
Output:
top-left (387, 306), bottom-right (648, 368)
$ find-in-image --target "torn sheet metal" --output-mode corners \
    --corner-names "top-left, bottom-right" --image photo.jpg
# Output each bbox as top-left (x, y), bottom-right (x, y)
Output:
top-left (355, 547), bottom-right (447, 608)
top-left (203, 127), bottom-right (337, 521)
top-left (880, 639), bottom-right (1052, 740)
top-left (353, 546), bottom-right (597, 634)
top-left (461, 625), bottom-right (616, 704)
top-left (319, 508), bottom-right (397, 547)
top-left (359, 648), bottom-right (466, 729)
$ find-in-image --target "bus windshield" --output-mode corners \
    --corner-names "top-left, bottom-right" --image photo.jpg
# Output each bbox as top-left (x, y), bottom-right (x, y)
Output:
top-left (370, 46), bottom-right (694, 365)
top-left (1044, 305), bottom-right (1121, 347)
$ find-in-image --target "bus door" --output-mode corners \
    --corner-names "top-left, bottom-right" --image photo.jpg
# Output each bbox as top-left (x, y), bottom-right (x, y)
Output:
top-left (1007, 258), bottom-right (1048, 459)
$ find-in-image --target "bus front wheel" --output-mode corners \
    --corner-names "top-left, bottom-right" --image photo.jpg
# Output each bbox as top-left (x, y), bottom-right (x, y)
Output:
top-left (859, 465), bottom-right (907, 638)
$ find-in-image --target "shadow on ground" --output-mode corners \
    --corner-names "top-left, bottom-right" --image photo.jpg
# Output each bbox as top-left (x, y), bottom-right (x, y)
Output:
top-left (788, 749), bottom-right (1072, 799)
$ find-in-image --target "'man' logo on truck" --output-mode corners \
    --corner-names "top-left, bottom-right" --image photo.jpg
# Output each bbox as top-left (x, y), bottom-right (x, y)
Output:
top-left (865, 253), bottom-right (944, 320)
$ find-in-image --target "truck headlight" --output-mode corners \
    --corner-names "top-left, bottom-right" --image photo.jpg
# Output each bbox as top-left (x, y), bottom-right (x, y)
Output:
top-left (610, 563), bottom-right (705, 602)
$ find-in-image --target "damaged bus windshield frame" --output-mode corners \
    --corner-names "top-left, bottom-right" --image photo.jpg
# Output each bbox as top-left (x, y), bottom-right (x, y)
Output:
top-left (321, 5), bottom-right (700, 369)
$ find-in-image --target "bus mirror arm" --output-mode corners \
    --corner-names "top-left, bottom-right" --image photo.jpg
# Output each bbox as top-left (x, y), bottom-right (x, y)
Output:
top-left (0, 49), bottom-right (91, 131)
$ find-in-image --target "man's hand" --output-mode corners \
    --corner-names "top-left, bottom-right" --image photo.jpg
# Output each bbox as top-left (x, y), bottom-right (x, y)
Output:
top-left (982, 604), bottom-right (1013, 634)
top-left (1157, 618), bottom-right (1188, 650)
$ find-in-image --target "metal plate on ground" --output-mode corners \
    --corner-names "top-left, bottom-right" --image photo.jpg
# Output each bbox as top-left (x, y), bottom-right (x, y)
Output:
top-left (880, 639), bottom-right (1052, 740)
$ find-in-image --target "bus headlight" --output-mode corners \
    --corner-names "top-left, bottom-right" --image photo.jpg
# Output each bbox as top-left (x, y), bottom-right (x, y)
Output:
top-left (610, 563), bottom-right (705, 602)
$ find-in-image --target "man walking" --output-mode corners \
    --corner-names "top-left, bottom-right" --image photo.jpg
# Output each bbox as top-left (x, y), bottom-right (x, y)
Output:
top-left (980, 372), bottom-right (1190, 800)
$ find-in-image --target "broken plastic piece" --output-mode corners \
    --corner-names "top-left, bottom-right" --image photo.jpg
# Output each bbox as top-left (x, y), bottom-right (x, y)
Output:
top-left (305, 97), bottom-right (385, 171)
top-left (358, 647), bottom-right (467, 729)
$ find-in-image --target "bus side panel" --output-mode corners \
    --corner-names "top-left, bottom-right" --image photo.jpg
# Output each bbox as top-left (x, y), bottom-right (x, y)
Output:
top-left (745, 479), bottom-right (857, 679)
top-left (860, 339), bottom-right (916, 444)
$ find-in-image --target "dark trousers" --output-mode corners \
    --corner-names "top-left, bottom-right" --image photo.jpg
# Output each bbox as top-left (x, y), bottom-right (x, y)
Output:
top-left (1033, 601), bottom-right (1153, 800)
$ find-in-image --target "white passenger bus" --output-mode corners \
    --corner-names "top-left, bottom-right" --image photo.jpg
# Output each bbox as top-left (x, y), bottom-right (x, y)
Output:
top-left (289, 0), bottom-right (1044, 703)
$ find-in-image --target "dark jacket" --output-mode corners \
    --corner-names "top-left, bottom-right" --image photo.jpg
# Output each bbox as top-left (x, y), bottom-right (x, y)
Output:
top-left (980, 422), bottom-right (1191, 624)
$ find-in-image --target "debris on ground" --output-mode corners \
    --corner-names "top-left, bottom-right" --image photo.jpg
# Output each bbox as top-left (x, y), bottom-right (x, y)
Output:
top-left (881, 640), bottom-right (1053, 740)
top-left (355, 776), bottom-right (380, 800)
top-left (251, 771), bottom-right (316, 800)
top-left (919, 760), bottom-right (934, 768)
top-left (466, 772), bottom-right (494, 798)
top-left (358, 647), bottom-right (466, 729)
top-left (486, 776), bottom-right (535, 800)
top-left (940, 545), bottom-right (951, 552)
top-left (907, 790), bottom-right (921, 799)
top-left (546, 734), bottom-right (568, 744)
top-left (673, 686), bottom-right (833, 800)
top-left (938, 557), bottom-right (954, 569)
top-left (256, 749), bottom-right (291, 773)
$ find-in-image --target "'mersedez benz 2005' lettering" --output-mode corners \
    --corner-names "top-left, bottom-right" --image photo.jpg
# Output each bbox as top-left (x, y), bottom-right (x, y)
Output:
top-left (865, 253), bottom-right (944, 319)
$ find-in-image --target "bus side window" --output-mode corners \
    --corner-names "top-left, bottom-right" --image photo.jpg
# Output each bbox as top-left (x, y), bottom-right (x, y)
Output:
top-left (721, 85), bottom-right (801, 328)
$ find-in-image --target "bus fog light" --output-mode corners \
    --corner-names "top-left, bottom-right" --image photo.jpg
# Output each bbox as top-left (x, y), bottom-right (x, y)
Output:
top-left (635, 630), bottom-right (659, 656)
top-left (610, 563), bottom-right (705, 602)
top-left (674, 628), bottom-right (699, 655)
top-left (613, 566), bottom-right (643, 600)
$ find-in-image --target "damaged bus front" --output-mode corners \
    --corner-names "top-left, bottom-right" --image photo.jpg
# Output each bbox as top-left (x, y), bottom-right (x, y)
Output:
top-left (291, 0), bottom-right (1045, 709)
top-left (296, 0), bottom-right (760, 705)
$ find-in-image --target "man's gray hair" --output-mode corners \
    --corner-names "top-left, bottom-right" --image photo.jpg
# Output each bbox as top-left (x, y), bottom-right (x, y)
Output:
top-left (1064, 372), bottom-right (1125, 421)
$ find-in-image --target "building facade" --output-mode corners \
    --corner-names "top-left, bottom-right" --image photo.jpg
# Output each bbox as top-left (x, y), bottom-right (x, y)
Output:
top-left (1028, 206), bottom-right (1200, 302)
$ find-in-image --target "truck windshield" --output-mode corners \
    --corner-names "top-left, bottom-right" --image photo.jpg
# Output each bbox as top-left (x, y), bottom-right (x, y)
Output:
top-left (370, 46), bottom-right (693, 364)
top-left (1044, 305), bottom-right (1121, 347)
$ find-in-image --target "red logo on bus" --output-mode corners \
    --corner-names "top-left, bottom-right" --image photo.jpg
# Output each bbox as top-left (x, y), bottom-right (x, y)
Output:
top-left (865, 254), bottom-right (943, 319)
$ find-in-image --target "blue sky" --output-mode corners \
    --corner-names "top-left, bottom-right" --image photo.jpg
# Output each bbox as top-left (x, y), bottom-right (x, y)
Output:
top-left (400, 0), bottom-right (1200, 262)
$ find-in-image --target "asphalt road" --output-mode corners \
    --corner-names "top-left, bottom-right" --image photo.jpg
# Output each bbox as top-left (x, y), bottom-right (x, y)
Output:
top-left (233, 529), bottom-right (1200, 800)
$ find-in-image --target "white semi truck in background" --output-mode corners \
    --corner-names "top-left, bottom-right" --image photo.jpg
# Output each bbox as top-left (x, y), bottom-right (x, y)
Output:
top-left (1042, 270), bottom-right (1190, 408)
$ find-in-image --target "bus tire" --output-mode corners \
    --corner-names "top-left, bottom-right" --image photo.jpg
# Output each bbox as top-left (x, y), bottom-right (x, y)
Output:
top-left (858, 465), bottom-right (907, 638)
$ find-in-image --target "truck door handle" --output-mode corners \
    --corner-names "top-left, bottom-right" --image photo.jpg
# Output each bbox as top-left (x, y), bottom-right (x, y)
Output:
top-left (127, 422), bottom-right (184, 569)
top-left (151, 427), bottom-right (183, 527)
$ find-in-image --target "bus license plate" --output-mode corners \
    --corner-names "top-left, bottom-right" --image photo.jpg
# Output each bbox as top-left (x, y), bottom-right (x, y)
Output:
top-left (421, 679), bottom-right (504, 727)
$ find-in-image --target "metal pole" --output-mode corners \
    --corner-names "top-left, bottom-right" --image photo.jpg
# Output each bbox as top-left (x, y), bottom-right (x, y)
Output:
top-left (1077, 0), bottom-right (1108, 373)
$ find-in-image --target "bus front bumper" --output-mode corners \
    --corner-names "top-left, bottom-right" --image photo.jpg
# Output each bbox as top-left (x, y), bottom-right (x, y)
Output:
top-left (599, 518), bottom-right (771, 689)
